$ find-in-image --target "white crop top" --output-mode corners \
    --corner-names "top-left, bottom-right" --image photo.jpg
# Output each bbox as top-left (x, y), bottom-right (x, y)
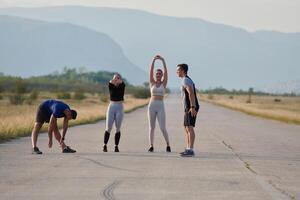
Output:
top-left (150, 84), bottom-right (165, 96)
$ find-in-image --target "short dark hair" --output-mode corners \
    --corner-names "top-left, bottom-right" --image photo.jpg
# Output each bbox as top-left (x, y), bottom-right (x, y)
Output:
top-left (177, 63), bottom-right (188, 74)
top-left (71, 110), bottom-right (77, 120)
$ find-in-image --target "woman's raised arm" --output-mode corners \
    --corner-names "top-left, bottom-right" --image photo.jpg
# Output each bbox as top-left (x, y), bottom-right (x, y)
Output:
top-left (161, 56), bottom-right (168, 87)
top-left (149, 56), bottom-right (157, 85)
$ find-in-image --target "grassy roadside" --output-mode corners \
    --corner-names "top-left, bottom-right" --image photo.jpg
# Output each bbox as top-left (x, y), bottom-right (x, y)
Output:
top-left (200, 94), bottom-right (300, 125)
top-left (0, 94), bottom-right (149, 143)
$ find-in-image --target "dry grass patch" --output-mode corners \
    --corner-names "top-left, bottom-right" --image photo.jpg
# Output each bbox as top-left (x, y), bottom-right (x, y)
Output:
top-left (0, 93), bottom-right (149, 142)
top-left (201, 94), bottom-right (300, 125)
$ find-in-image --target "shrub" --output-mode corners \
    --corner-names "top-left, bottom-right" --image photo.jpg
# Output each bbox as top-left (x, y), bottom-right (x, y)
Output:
top-left (131, 87), bottom-right (151, 99)
top-left (15, 79), bottom-right (27, 94)
top-left (229, 95), bottom-right (234, 99)
top-left (143, 82), bottom-right (149, 88)
top-left (29, 90), bottom-right (39, 100)
top-left (73, 90), bottom-right (85, 100)
top-left (9, 94), bottom-right (25, 105)
top-left (56, 92), bottom-right (71, 99)
top-left (99, 93), bottom-right (109, 103)
top-left (247, 87), bottom-right (253, 103)
top-left (208, 93), bottom-right (214, 100)
top-left (24, 98), bottom-right (34, 105)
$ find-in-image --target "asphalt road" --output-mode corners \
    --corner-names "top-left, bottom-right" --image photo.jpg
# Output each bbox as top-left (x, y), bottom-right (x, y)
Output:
top-left (0, 94), bottom-right (299, 200)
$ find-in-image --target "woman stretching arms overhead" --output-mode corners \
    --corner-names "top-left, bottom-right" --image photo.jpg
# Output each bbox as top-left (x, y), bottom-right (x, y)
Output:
top-left (147, 55), bottom-right (171, 152)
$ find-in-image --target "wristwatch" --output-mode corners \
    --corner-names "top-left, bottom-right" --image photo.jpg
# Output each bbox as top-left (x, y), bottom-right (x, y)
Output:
top-left (62, 137), bottom-right (65, 141)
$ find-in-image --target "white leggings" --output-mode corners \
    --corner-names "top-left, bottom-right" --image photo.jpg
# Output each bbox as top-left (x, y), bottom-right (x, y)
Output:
top-left (106, 102), bottom-right (124, 133)
top-left (148, 99), bottom-right (170, 145)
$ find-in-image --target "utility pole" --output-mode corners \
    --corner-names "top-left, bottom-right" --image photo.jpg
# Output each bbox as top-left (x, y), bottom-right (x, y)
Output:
top-left (247, 87), bottom-right (253, 103)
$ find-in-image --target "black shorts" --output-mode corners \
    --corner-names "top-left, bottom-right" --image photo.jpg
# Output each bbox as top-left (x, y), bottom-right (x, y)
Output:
top-left (35, 105), bottom-right (51, 124)
top-left (184, 111), bottom-right (197, 127)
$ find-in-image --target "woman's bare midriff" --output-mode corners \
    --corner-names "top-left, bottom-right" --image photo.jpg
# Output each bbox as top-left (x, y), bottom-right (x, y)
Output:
top-left (151, 95), bottom-right (164, 101)
top-left (110, 100), bottom-right (124, 103)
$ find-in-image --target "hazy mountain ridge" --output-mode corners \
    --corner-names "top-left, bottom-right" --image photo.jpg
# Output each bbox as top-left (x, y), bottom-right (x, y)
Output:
top-left (0, 15), bottom-right (147, 84)
top-left (0, 6), bottom-right (299, 89)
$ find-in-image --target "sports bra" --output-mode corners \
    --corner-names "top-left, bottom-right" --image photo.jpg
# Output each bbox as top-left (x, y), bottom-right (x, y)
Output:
top-left (150, 83), bottom-right (165, 96)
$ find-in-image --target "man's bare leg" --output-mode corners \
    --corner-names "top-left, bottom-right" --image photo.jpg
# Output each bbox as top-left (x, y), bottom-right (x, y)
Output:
top-left (51, 127), bottom-right (76, 153)
top-left (187, 126), bottom-right (195, 149)
top-left (31, 122), bottom-right (43, 148)
top-left (53, 127), bottom-right (66, 149)
top-left (184, 127), bottom-right (190, 149)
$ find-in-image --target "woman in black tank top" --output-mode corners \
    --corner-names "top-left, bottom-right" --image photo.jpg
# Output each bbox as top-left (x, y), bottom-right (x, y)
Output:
top-left (102, 73), bottom-right (125, 152)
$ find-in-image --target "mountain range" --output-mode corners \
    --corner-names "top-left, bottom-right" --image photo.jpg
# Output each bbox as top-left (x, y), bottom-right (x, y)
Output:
top-left (0, 14), bottom-right (147, 84)
top-left (0, 6), bottom-right (299, 89)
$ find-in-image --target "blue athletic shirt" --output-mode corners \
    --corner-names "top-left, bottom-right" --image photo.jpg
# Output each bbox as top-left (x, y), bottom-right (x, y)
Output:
top-left (41, 100), bottom-right (70, 118)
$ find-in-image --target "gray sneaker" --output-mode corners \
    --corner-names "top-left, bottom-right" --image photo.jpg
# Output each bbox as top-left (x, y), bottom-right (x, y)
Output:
top-left (180, 150), bottom-right (195, 157)
top-left (32, 147), bottom-right (42, 154)
top-left (62, 146), bottom-right (76, 153)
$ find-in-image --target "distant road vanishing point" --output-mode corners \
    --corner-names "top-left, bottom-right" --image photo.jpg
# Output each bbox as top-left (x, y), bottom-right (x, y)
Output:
top-left (0, 94), bottom-right (299, 200)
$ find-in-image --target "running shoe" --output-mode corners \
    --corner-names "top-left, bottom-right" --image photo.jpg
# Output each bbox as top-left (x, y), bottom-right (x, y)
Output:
top-left (179, 149), bottom-right (187, 155)
top-left (114, 146), bottom-right (119, 152)
top-left (62, 146), bottom-right (76, 153)
top-left (180, 149), bottom-right (195, 157)
top-left (103, 145), bottom-right (107, 152)
top-left (166, 146), bottom-right (171, 152)
top-left (32, 147), bottom-right (42, 154)
top-left (148, 146), bottom-right (154, 152)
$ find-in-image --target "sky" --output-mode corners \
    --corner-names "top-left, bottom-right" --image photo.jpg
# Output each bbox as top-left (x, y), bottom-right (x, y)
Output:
top-left (0, 0), bottom-right (299, 33)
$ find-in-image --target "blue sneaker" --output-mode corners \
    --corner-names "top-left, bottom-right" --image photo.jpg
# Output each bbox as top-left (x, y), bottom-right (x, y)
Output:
top-left (179, 149), bottom-right (187, 155)
top-left (180, 149), bottom-right (195, 157)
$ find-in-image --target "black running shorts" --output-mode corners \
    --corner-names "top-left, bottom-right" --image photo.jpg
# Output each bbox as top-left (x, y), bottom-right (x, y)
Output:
top-left (184, 111), bottom-right (197, 127)
top-left (35, 105), bottom-right (51, 123)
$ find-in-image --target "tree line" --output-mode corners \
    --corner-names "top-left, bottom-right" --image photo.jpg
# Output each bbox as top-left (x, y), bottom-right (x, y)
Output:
top-left (202, 87), bottom-right (298, 97)
top-left (0, 68), bottom-right (151, 104)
